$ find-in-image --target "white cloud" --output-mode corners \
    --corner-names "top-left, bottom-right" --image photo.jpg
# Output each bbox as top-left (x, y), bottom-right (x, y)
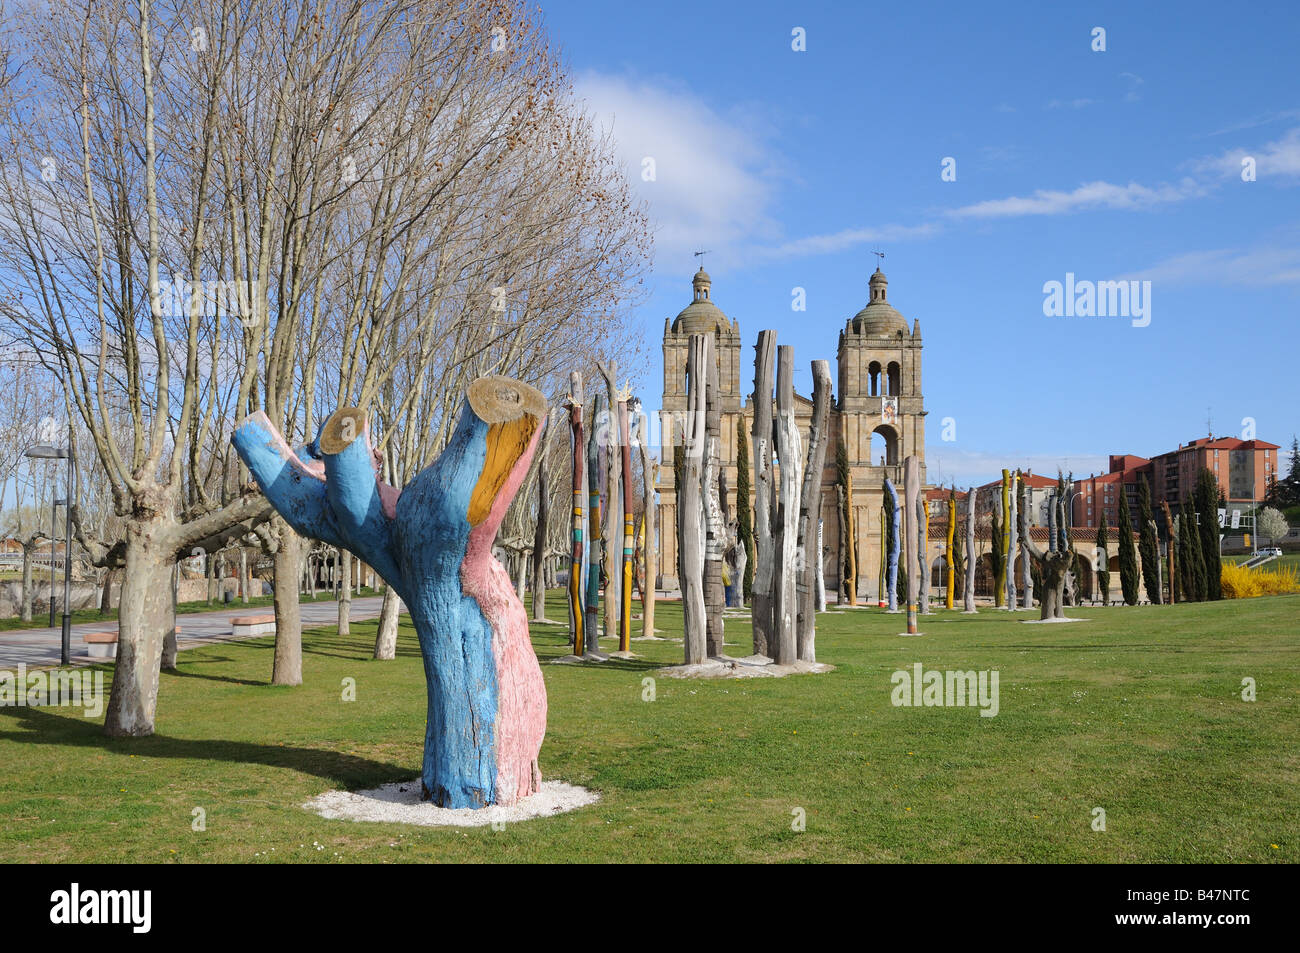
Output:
top-left (575, 72), bottom-right (780, 268)
top-left (1118, 72), bottom-right (1144, 103)
top-left (1046, 98), bottom-right (1096, 110)
top-left (1116, 247), bottom-right (1300, 287)
top-left (947, 178), bottom-right (1205, 219)
top-left (746, 223), bottom-right (941, 263)
top-left (1189, 126), bottom-right (1300, 180)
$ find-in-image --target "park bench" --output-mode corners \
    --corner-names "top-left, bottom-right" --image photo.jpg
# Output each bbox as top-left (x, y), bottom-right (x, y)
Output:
top-left (84, 632), bottom-right (117, 659)
top-left (231, 614), bottom-right (276, 637)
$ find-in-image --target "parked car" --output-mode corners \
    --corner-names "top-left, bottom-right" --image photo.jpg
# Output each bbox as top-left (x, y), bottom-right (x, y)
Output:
top-left (1262, 547), bottom-right (1283, 557)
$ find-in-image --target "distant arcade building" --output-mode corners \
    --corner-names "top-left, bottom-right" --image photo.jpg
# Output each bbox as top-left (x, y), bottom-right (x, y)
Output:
top-left (656, 265), bottom-right (926, 601)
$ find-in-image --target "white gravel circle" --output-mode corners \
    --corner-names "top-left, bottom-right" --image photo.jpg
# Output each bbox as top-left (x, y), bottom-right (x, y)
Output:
top-left (304, 780), bottom-right (599, 828)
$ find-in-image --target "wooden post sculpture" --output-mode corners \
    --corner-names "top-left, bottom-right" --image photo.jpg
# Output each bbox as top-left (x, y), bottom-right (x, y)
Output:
top-left (796, 360), bottom-right (832, 661)
top-left (1021, 474), bottom-right (1074, 621)
top-left (845, 472), bottom-right (857, 605)
top-left (903, 455), bottom-right (920, 634)
top-left (617, 396), bottom-right (634, 654)
top-left (878, 499), bottom-right (888, 607)
top-left (631, 398), bottom-right (657, 637)
top-left (995, 469), bottom-right (1010, 607)
top-left (585, 392), bottom-right (605, 648)
top-left (720, 470), bottom-right (743, 608)
top-left (566, 374), bottom-right (586, 653)
top-left (596, 365), bottom-right (622, 644)
top-left (917, 494), bottom-right (931, 615)
top-left (703, 350), bottom-right (726, 657)
top-left (963, 487), bottom-right (977, 613)
top-left (884, 478), bottom-right (901, 612)
top-left (815, 511), bottom-right (827, 612)
top-left (750, 330), bottom-right (777, 657)
top-left (945, 491), bottom-right (956, 610)
top-left (771, 345), bottom-right (803, 665)
top-left (1170, 499), bottom-right (1180, 603)
top-left (1006, 470), bottom-right (1019, 610)
top-left (232, 377), bottom-right (547, 808)
top-left (1018, 472), bottom-right (1034, 609)
top-left (678, 333), bottom-right (710, 664)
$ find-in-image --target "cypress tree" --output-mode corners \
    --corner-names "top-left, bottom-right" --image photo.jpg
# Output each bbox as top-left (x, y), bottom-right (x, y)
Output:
top-left (1181, 498), bottom-right (1207, 601)
top-left (1116, 487), bottom-right (1139, 605)
top-left (1095, 511), bottom-right (1110, 604)
top-left (1194, 468), bottom-right (1222, 600)
top-left (1137, 475), bottom-right (1161, 604)
top-left (837, 439), bottom-right (852, 591)
top-left (735, 420), bottom-right (754, 601)
top-left (1176, 502), bottom-right (1193, 601)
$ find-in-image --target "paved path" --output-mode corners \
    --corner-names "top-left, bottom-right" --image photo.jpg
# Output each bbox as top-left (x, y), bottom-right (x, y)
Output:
top-left (0, 596), bottom-right (397, 669)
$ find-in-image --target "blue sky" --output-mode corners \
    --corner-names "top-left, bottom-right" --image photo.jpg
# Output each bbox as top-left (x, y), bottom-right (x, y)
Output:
top-left (540, 0), bottom-right (1300, 488)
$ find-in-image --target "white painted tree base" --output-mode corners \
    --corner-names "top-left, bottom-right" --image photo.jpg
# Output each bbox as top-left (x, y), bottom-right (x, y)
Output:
top-left (303, 780), bottom-right (598, 828)
top-left (659, 655), bottom-right (834, 679)
top-left (1021, 616), bottom-right (1088, 624)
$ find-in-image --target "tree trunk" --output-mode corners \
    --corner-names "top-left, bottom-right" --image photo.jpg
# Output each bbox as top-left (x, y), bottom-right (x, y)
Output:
top-left (617, 398), bottom-right (635, 653)
top-left (636, 402), bottom-right (657, 639)
top-left (796, 360), bottom-right (831, 661)
top-left (373, 586), bottom-right (401, 660)
top-left (885, 478), bottom-right (900, 612)
top-left (903, 456), bottom-right (920, 634)
top-left (845, 474), bottom-right (857, 605)
top-left (338, 548), bottom-right (352, 636)
top-left (1006, 471), bottom-right (1019, 610)
top-left (916, 492), bottom-right (930, 615)
top-left (599, 366), bottom-right (621, 644)
top-left (750, 329), bottom-right (776, 656)
top-left (530, 411), bottom-right (553, 623)
top-left (99, 566), bottom-right (114, 615)
top-left (814, 510), bottom-right (827, 612)
top-left (239, 547), bottom-right (250, 604)
top-left (160, 562), bottom-right (178, 672)
top-left (20, 543), bottom-right (34, 622)
top-left (272, 519), bottom-right (304, 685)
top-left (1019, 477), bottom-right (1034, 608)
top-left (771, 345), bottom-right (802, 665)
top-left (703, 350), bottom-right (725, 658)
top-left (679, 334), bottom-right (710, 664)
top-left (584, 392), bottom-right (604, 650)
top-left (234, 378), bottom-right (549, 808)
top-left (836, 484), bottom-right (848, 604)
top-left (566, 373), bottom-right (586, 652)
top-left (964, 487), bottom-right (978, 612)
top-left (104, 523), bottom-right (175, 737)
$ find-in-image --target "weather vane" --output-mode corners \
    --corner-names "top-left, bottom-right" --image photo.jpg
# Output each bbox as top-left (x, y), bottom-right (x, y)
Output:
top-left (694, 250), bottom-right (711, 269)
top-left (873, 249), bottom-right (885, 269)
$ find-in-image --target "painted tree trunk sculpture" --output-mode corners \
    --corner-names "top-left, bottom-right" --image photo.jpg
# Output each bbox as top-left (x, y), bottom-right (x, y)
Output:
top-left (771, 345), bottom-right (803, 664)
top-left (720, 470), bottom-right (742, 608)
top-left (531, 409), bottom-right (557, 624)
top-left (631, 398), bottom-right (657, 637)
top-left (1005, 470), bottom-right (1019, 610)
top-left (884, 478), bottom-right (901, 612)
top-left (750, 330), bottom-right (777, 656)
top-left (815, 511), bottom-right (827, 612)
top-left (596, 364), bottom-right (622, 644)
top-left (963, 487), bottom-right (977, 612)
top-left (678, 333), bottom-right (711, 664)
top-left (844, 472), bottom-right (857, 606)
top-left (585, 392), bottom-right (605, 650)
top-left (232, 377), bottom-right (548, 808)
top-left (916, 494), bottom-right (930, 615)
top-left (566, 373), bottom-right (586, 653)
top-left (795, 360), bottom-right (832, 661)
top-left (617, 397), bottom-right (634, 653)
top-left (703, 349), bottom-right (726, 657)
top-left (995, 470), bottom-right (1010, 607)
top-left (1018, 473), bottom-right (1034, 608)
top-left (945, 492), bottom-right (956, 610)
top-left (878, 497), bottom-right (887, 606)
top-left (903, 456), bottom-right (921, 634)
top-left (1160, 499), bottom-right (1176, 604)
top-left (1021, 475), bottom-right (1074, 621)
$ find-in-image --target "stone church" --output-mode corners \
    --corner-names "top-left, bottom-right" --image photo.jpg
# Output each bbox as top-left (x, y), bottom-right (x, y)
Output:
top-left (656, 265), bottom-right (927, 602)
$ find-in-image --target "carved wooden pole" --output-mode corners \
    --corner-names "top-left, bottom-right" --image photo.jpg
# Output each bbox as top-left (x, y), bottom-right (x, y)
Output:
top-left (1170, 499), bottom-right (1180, 603)
top-left (233, 378), bottom-right (547, 808)
top-left (531, 409), bottom-right (557, 623)
top-left (566, 374), bottom-right (585, 653)
top-left (796, 360), bottom-right (832, 661)
top-left (884, 478), bottom-right (900, 612)
top-left (1006, 470), bottom-right (1019, 610)
top-left (597, 364), bottom-right (621, 644)
top-left (995, 469), bottom-right (1010, 607)
top-left (703, 345), bottom-right (725, 658)
top-left (945, 491), bottom-right (956, 610)
top-left (1018, 473), bottom-right (1034, 609)
top-left (845, 473), bottom-right (857, 606)
top-left (903, 456), bottom-right (920, 633)
top-left (750, 330), bottom-right (776, 656)
top-left (678, 334), bottom-right (710, 664)
top-left (878, 497), bottom-right (887, 607)
top-left (815, 508), bottom-right (827, 612)
top-left (964, 487), bottom-right (977, 612)
top-left (617, 396), bottom-right (634, 653)
top-left (632, 399), bottom-right (657, 637)
top-left (771, 345), bottom-right (803, 664)
top-left (917, 494), bottom-right (930, 614)
top-left (584, 392), bottom-right (604, 649)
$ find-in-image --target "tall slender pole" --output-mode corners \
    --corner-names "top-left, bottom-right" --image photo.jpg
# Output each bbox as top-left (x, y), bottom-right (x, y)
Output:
top-left (49, 490), bottom-right (57, 630)
top-left (60, 444), bottom-right (74, 666)
top-left (617, 397), bottom-right (633, 653)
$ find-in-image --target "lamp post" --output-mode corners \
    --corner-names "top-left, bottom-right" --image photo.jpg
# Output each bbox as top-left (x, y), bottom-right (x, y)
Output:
top-left (25, 442), bottom-right (74, 665)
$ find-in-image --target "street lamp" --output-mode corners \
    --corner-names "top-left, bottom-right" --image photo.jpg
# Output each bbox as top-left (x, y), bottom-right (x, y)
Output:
top-left (25, 442), bottom-right (75, 666)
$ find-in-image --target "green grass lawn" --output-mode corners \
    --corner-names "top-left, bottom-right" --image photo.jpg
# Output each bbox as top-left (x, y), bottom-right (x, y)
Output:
top-left (0, 587), bottom-right (383, 633)
top-left (1, 592), bottom-right (1296, 863)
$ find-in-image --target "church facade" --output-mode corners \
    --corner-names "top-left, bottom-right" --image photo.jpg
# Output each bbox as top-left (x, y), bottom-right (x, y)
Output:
top-left (656, 266), bottom-right (927, 602)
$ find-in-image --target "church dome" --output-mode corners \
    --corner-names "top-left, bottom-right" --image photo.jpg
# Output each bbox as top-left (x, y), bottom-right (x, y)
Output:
top-left (850, 267), bottom-right (908, 335)
top-left (672, 266), bottom-right (730, 333)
